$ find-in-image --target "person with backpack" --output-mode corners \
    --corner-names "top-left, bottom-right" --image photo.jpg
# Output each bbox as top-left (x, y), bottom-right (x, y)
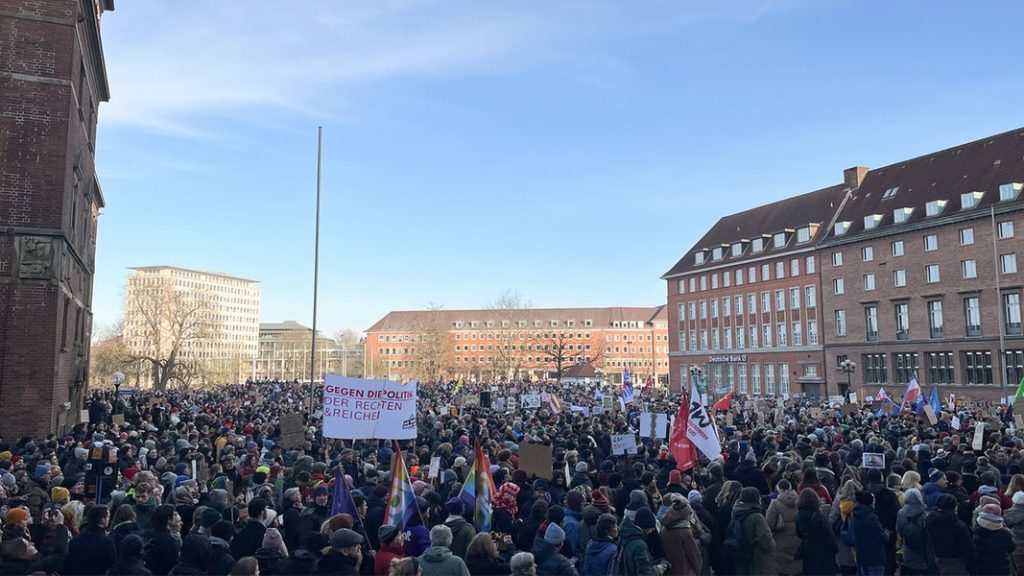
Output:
top-left (795, 488), bottom-right (837, 576)
top-left (896, 488), bottom-right (936, 576)
top-left (830, 479), bottom-right (861, 576)
top-left (616, 507), bottom-right (663, 576)
top-left (850, 490), bottom-right (888, 576)
top-left (727, 487), bottom-right (776, 576)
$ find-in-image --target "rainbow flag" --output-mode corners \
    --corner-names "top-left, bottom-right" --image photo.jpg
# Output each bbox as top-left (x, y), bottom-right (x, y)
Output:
top-left (458, 442), bottom-right (498, 531)
top-left (384, 443), bottom-right (418, 529)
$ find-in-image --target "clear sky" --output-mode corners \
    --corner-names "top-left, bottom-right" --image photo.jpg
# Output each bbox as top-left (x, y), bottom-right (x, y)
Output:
top-left (92, 0), bottom-right (1024, 337)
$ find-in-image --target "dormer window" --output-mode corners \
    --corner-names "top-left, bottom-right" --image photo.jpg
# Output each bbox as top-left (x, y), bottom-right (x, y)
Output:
top-left (863, 214), bottom-right (882, 230)
top-left (712, 247), bottom-right (723, 261)
top-left (751, 238), bottom-right (764, 252)
top-left (694, 250), bottom-right (706, 265)
top-left (731, 242), bottom-right (744, 257)
top-left (925, 200), bottom-right (947, 217)
top-left (796, 227), bottom-right (811, 243)
top-left (893, 207), bottom-right (913, 224)
top-left (772, 233), bottom-right (786, 248)
top-left (961, 191), bottom-right (984, 209)
top-left (882, 186), bottom-right (899, 199)
top-left (1000, 183), bottom-right (1022, 202)
top-left (834, 221), bottom-right (851, 236)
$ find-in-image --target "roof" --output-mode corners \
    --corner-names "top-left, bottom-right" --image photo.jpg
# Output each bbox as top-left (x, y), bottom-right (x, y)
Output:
top-left (662, 183), bottom-right (848, 279)
top-left (563, 362), bottom-right (598, 378)
top-left (260, 321), bottom-right (310, 333)
top-left (821, 126), bottom-right (1024, 243)
top-left (366, 306), bottom-right (667, 333)
top-left (129, 265), bottom-right (259, 284)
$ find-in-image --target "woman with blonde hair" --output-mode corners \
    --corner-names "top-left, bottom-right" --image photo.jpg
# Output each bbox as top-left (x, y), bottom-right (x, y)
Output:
top-left (1002, 473), bottom-right (1024, 498)
top-left (901, 471), bottom-right (922, 492)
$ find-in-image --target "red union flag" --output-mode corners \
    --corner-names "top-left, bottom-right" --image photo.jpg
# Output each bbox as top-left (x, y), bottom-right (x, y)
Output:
top-left (669, 395), bottom-right (696, 471)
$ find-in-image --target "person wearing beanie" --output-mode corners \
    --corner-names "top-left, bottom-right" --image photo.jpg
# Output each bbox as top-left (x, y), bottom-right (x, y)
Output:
top-left (729, 486), bottom-right (776, 576)
top-left (418, 524), bottom-right (470, 576)
top-left (924, 492), bottom-right (974, 575)
top-left (442, 497), bottom-right (476, 559)
top-left (583, 513), bottom-right (618, 576)
top-left (616, 506), bottom-right (660, 576)
top-left (921, 468), bottom-right (949, 508)
top-left (664, 470), bottom-right (686, 497)
top-left (374, 524), bottom-right (406, 576)
top-left (24, 463), bottom-right (52, 519)
top-left (1004, 490), bottom-right (1024, 571)
top-left (108, 533), bottom-right (152, 576)
top-left (50, 486), bottom-right (70, 506)
top-left (252, 527), bottom-right (288, 575)
top-left (973, 503), bottom-right (1015, 576)
top-left (300, 486), bottom-right (333, 553)
top-left (661, 496), bottom-right (703, 576)
top-left (533, 523), bottom-right (573, 576)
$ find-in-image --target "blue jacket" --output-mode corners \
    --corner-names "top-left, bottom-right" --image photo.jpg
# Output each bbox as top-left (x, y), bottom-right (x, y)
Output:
top-left (564, 510), bottom-right (583, 552)
top-left (921, 482), bottom-right (945, 508)
top-left (851, 504), bottom-right (888, 568)
top-left (581, 538), bottom-right (616, 576)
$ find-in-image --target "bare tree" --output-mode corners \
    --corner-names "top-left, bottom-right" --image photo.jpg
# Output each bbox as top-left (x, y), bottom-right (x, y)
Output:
top-left (486, 290), bottom-right (530, 381)
top-left (539, 329), bottom-right (607, 383)
top-left (88, 320), bottom-right (139, 388)
top-left (123, 277), bottom-right (219, 390)
top-left (333, 329), bottom-right (364, 377)
top-left (409, 303), bottom-right (452, 382)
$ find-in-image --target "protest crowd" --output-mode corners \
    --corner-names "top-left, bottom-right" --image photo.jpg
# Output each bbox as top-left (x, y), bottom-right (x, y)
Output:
top-left (0, 374), bottom-right (1023, 576)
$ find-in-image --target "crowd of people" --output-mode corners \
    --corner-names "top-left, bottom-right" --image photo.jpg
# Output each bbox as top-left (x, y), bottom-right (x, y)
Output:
top-left (0, 378), bottom-right (1022, 576)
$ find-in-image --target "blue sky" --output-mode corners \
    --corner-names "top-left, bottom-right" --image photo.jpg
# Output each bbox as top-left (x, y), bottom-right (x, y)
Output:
top-left (92, 0), bottom-right (1024, 336)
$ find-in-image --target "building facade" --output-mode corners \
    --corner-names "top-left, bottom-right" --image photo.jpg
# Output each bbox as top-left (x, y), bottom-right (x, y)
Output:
top-left (365, 307), bottom-right (669, 384)
top-left (0, 0), bottom-right (114, 437)
top-left (663, 176), bottom-right (860, 396)
top-left (820, 129), bottom-right (1024, 401)
top-left (123, 266), bottom-right (260, 386)
top-left (254, 321), bottom-right (363, 381)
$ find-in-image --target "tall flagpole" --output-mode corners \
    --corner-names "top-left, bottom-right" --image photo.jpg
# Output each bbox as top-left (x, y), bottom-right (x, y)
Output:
top-left (309, 127), bottom-right (323, 416)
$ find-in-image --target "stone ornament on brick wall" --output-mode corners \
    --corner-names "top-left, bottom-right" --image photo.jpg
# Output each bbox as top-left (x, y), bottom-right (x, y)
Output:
top-left (17, 235), bottom-right (54, 279)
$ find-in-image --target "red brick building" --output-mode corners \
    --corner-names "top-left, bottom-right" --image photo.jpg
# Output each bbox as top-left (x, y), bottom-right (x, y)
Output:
top-left (662, 174), bottom-right (861, 396)
top-left (365, 307), bottom-right (669, 384)
top-left (0, 0), bottom-right (114, 437)
top-left (820, 128), bottom-right (1024, 402)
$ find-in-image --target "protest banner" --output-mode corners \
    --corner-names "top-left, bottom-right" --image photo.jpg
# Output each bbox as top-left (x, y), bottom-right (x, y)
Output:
top-left (280, 413), bottom-right (307, 449)
top-left (922, 404), bottom-right (938, 426)
top-left (518, 444), bottom-right (553, 479)
top-left (639, 413), bottom-right (669, 440)
top-left (828, 396), bottom-right (845, 407)
top-left (495, 398), bottom-right (506, 412)
top-left (461, 393), bottom-right (480, 406)
top-left (522, 393), bottom-right (542, 409)
top-left (849, 392), bottom-right (859, 404)
top-left (570, 405), bottom-right (590, 417)
top-left (506, 398), bottom-right (517, 412)
top-left (322, 375), bottom-right (417, 440)
top-left (973, 422), bottom-right (985, 451)
top-left (951, 415), bottom-right (961, 430)
top-left (611, 434), bottom-right (639, 455)
top-left (863, 453), bottom-right (885, 469)
top-left (428, 456), bottom-right (441, 480)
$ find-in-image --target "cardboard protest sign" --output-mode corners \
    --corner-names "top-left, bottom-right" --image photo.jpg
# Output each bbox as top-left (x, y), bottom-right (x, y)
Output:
top-left (522, 394), bottom-right (542, 409)
top-left (195, 459), bottom-right (210, 482)
top-left (862, 453), bottom-right (885, 469)
top-left (280, 413), bottom-right (307, 449)
top-left (639, 413), bottom-right (669, 439)
top-left (79, 409), bottom-right (90, 423)
top-left (462, 394), bottom-right (480, 406)
top-left (518, 444), bottom-right (553, 479)
top-left (849, 392), bottom-right (859, 404)
top-left (972, 422), bottom-right (985, 451)
top-left (322, 376), bottom-right (417, 440)
top-left (506, 398), bottom-right (517, 412)
top-left (951, 416), bottom-right (961, 430)
top-left (112, 414), bottom-right (125, 427)
top-left (922, 404), bottom-right (938, 426)
top-left (428, 456), bottom-right (441, 480)
top-left (611, 434), bottom-right (639, 455)
top-left (841, 403), bottom-right (860, 416)
top-left (809, 407), bottom-right (822, 419)
top-left (495, 398), bottom-right (506, 412)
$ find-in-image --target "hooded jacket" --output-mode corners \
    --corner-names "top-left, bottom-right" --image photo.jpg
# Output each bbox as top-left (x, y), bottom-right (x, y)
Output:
top-left (581, 537), bottom-right (616, 576)
top-left (731, 500), bottom-right (776, 576)
top-left (442, 515), bottom-right (476, 559)
top-left (765, 489), bottom-right (800, 575)
top-left (895, 492), bottom-right (935, 572)
top-left (660, 508), bottom-right (702, 576)
top-left (972, 521), bottom-right (1015, 576)
top-left (615, 516), bottom-right (657, 576)
top-left (796, 505), bottom-right (837, 576)
top-left (207, 536), bottom-right (236, 576)
top-left (417, 545), bottom-right (470, 576)
top-left (850, 503), bottom-right (887, 569)
top-left (925, 505), bottom-right (974, 564)
top-left (1002, 498), bottom-right (1024, 571)
top-left (65, 523), bottom-right (117, 576)
top-left (168, 534), bottom-right (212, 576)
top-left (533, 537), bottom-right (576, 576)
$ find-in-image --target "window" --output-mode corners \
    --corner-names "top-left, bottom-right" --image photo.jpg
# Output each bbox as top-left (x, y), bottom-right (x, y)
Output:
top-left (863, 274), bottom-right (876, 291)
top-left (925, 199), bottom-right (947, 216)
top-left (776, 261), bottom-right (785, 279)
top-left (735, 295), bottom-right (743, 316)
top-left (836, 354), bottom-right (848, 368)
top-left (773, 233), bottom-right (786, 248)
top-left (731, 243), bottom-right (743, 257)
top-left (779, 363), bottom-right (790, 396)
top-left (831, 251), bottom-right (843, 267)
top-left (865, 306), bottom-right (878, 341)
top-left (676, 280), bottom-right (685, 295)
top-left (761, 292), bottom-right (770, 313)
top-left (806, 256), bottom-right (816, 274)
top-left (762, 264), bottom-right (771, 281)
top-left (748, 325), bottom-right (758, 348)
top-left (923, 234), bottom-right (938, 252)
top-left (797, 227), bottom-right (811, 243)
top-left (699, 300), bottom-right (707, 319)
top-left (790, 287), bottom-right (800, 309)
top-left (964, 296), bottom-right (982, 337)
top-left (762, 324), bottom-right (772, 348)
top-left (711, 329), bottom-right (720, 350)
top-left (723, 297), bottom-right (731, 316)
top-left (678, 331), bottom-right (686, 352)
top-left (959, 227), bottom-right (975, 246)
top-left (805, 285), bottom-right (816, 308)
top-left (790, 258), bottom-right (800, 277)
top-left (834, 221), bottom-right (851, 236)
top-left (792, 322), bottom-right (802, 346)
top-left (961, 191), bottom-right (983, 209)
top-left (736, 327), bottom-right (745, 349)
top-left (723, 272), bottom-right (731, 287)
top-left (893, 352), bottom-right (919, 384)
top-left (689, 278), bottom-right (696, 292)
top-left (862, 246), bottom-right (874, 261)
top-left (1005, 350), bottom-right (1024, 390)
top-left (775, 289), bottom-right (785, 311)
top-left (748, 266), bottom-right (757, 283)
top-left (700, 330), bottom-right (708, 350)
top-left (751, 363), bottom-right (761, 395)
top-left (700, 276), bottom-right (707, 290)
top-left (864, 353), bottom-right (887, 384)
top-left (711, 299), bottom-right (719, 318)
top-left (777, 323), bottom-right (787, 347)
top-left (928, 300), bottom-right (944, 339)
top-left (926, 264), bottom-right (940, 283)
top-left (893, 207), bottom-right (913, 224)
top-left (689, 331), bottom-right (696, 351)
top-left (1005, 293), bottom-right (1022, 335)
top-left (835, 310), bottom-right (847, 336)
top-left (893, 269), bottom-right (906, 287)
top-left (724, 327), bottom-right (732, 349)
top-left (738, 364), bottom-right (747, 394)
top-left (928, 352), bottom-right (955, 385)
top-left (963, 351), bottom-right (993, 385)
top-left (752, 237), bottom-right (767, 253)
top-left (712, 247), bottom-right (723, 261)
top-left (890, 240), bottom-right (904, 257)
top-left (695, 251), bottom-right (705, 265)
top-left (882, 186), bottom-right (899, 199)
top-left (765, 363), bottom-right (776, 395)
top-left (677, 303), bottom-right (686, 322)
top-left (864, 214), bottom-right (882, 230)
top-left (807, 320), bottom-right (818, 345)
top-left (999, 221), bottom-right (1015, 239)
top-left (1000, 182), bottom-right (1023, 202)
top-left (688, 302), bottom-right (696, 321)
top-left (1001, 253), bottom-right (1017, 274)
top-left (895, 302), bottom-right (910, 340)
top-left (747, 293), bottom-right (756, 315)
top-left (711, 274), bottom-right (719, 289)
top-left (962, 259), bottom-right (978, 279)
top-left (833, 278), bottom-right (845, 295)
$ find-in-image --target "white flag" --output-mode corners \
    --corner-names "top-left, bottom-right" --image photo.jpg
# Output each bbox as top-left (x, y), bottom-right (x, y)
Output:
top-left (686, 380), bottom-right (722, 461)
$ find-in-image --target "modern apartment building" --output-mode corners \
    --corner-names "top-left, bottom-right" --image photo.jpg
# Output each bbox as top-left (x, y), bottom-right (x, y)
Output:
top-left (820, 128), bottom-right (1024, 401)
top-left (123, 266), bottom-right (260, 386)
top-left (254, 321), bottom-right (363, 381)
top-left (365, 306), bottom-right (669, 384)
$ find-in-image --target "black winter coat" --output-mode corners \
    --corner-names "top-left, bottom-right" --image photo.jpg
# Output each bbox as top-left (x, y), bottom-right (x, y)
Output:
top-left (65, 524), bottom-right (118, 576)
top-left (143, 527), bottom-right (182, 576)
top-left (795, 507), bottom-right (838, 576)
top-left (925, 508), bottom-right (975, 565)
top-left (231, 520), bottom-right (267, 559)
top-left (207, 536), bottom-right (236, 576)
top-left (972, 525), bottom-right (1015, 576)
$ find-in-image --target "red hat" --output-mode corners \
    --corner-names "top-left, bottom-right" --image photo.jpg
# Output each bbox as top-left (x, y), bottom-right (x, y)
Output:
top-left (669, 470), bottom-right (682, 484)
top-left (590, 489), bottom-right (609, 507)
top-left (125, 467), bottom-right (139, 481)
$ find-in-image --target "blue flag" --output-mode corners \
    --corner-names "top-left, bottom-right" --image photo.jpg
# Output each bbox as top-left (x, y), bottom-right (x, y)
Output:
top-left (332, 468), bottom-right (357, 517)
top-left (929, 386), bottom-right (941, 414)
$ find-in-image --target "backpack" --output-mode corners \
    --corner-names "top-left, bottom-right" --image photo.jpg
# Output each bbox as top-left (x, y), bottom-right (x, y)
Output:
top-left (902, 512), bottom-right (927, 550)
top-left (723, 513), bottom-right (754, 561)
top-left (839, 514), bottom-right (856, 547)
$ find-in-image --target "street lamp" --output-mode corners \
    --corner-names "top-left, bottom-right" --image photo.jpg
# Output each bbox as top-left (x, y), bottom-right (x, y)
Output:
top-left (839, 359), bottom-right (856, 401)
top-left (689, 365), bottom-right (705, 397)
top-left (111, 371), bottom-right (125, 415)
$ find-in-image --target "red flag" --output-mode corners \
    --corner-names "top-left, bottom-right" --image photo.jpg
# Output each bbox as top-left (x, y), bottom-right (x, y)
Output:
top-left (669, 395), bottom-right (696, 471)
top-left (643, 376), bottom-right (654, 394)
top-left (711, 390), bottom-right (736, 412)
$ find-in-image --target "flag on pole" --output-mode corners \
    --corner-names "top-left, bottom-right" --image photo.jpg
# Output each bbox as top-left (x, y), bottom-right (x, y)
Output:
top-left (669, 394), bottom-right (695, 472)
top-left (898, 371), bottom-right (921, 413)
top-left (384, 443), bottom-right (418, 529)
top-left (875, 387), bottom-right (888, 402)
top-left (644, 376), bottom-right (654, 394)
top-left (458, 443), bottom-right (497, 532)
top-left (331, 468), bottom-right (357, 517)
top-left (711, 390), bottom-right (736, 412)
top-left (1015, 374), bottom-right (1024, 400)
top-left (549, 394), bottom-right (562, 413)
top-left (686, 379), bottom-right (722, 461)
top-left (621, 368), bottom-right (635, 405)
top-left (929, 386), bottom-right (941, 414)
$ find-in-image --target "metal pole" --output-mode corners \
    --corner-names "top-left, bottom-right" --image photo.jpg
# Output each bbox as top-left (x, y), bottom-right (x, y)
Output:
top-left (309, 127), bottom-right (322, 415)
top-left (991, 205), bottom-right (1007, 390)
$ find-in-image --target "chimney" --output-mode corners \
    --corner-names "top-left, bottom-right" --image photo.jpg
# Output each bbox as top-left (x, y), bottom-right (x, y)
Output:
top-left (844, 166), bottom-right (868, 190)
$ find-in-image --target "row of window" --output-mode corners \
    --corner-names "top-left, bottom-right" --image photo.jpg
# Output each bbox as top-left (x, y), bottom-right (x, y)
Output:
top-left (833, 293), bottom-right (1022, 340)
top-left (848, 350), bottom-right (1024, 387)
top-left (680, 318), bottom-right (819, 352)
top-left (831, 256), bottom-right (1018, 295)
top-left (679, 362), bottom-right (810, 397)
top-left (678, 286), bottom-right (818, 321)
top-left (694, 226), bottom-right (818, 266)
top-left (678, 257), bottom-right (817, 294)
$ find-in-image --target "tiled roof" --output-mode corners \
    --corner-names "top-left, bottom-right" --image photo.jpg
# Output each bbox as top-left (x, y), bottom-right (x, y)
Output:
top-left (563, 362), bottom-right (598, 378)
top-left (662, 184), bottom-right (848, 279)
top-left (366, 306), bottom-right (667, 333)
top-left (821, 127), bottom-right (1024, 243)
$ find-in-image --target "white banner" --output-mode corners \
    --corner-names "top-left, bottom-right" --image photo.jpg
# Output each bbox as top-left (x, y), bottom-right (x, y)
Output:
top-left (639, 413), bottom-right (670, 440)
top-left (322, 375), bottom-right (417, 440)
top-left (687, 381), bottom-right (722, 461)
top-left (522, 393), bottom-right (542, 409)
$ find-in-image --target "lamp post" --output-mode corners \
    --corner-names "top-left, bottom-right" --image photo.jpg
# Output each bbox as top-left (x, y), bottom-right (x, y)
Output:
top-left (839, 359), bottom-right (856, 402)
top-left (689, 365), bottom-right (705, 400)
top-left (111, 371), bottom-right (125, 414)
